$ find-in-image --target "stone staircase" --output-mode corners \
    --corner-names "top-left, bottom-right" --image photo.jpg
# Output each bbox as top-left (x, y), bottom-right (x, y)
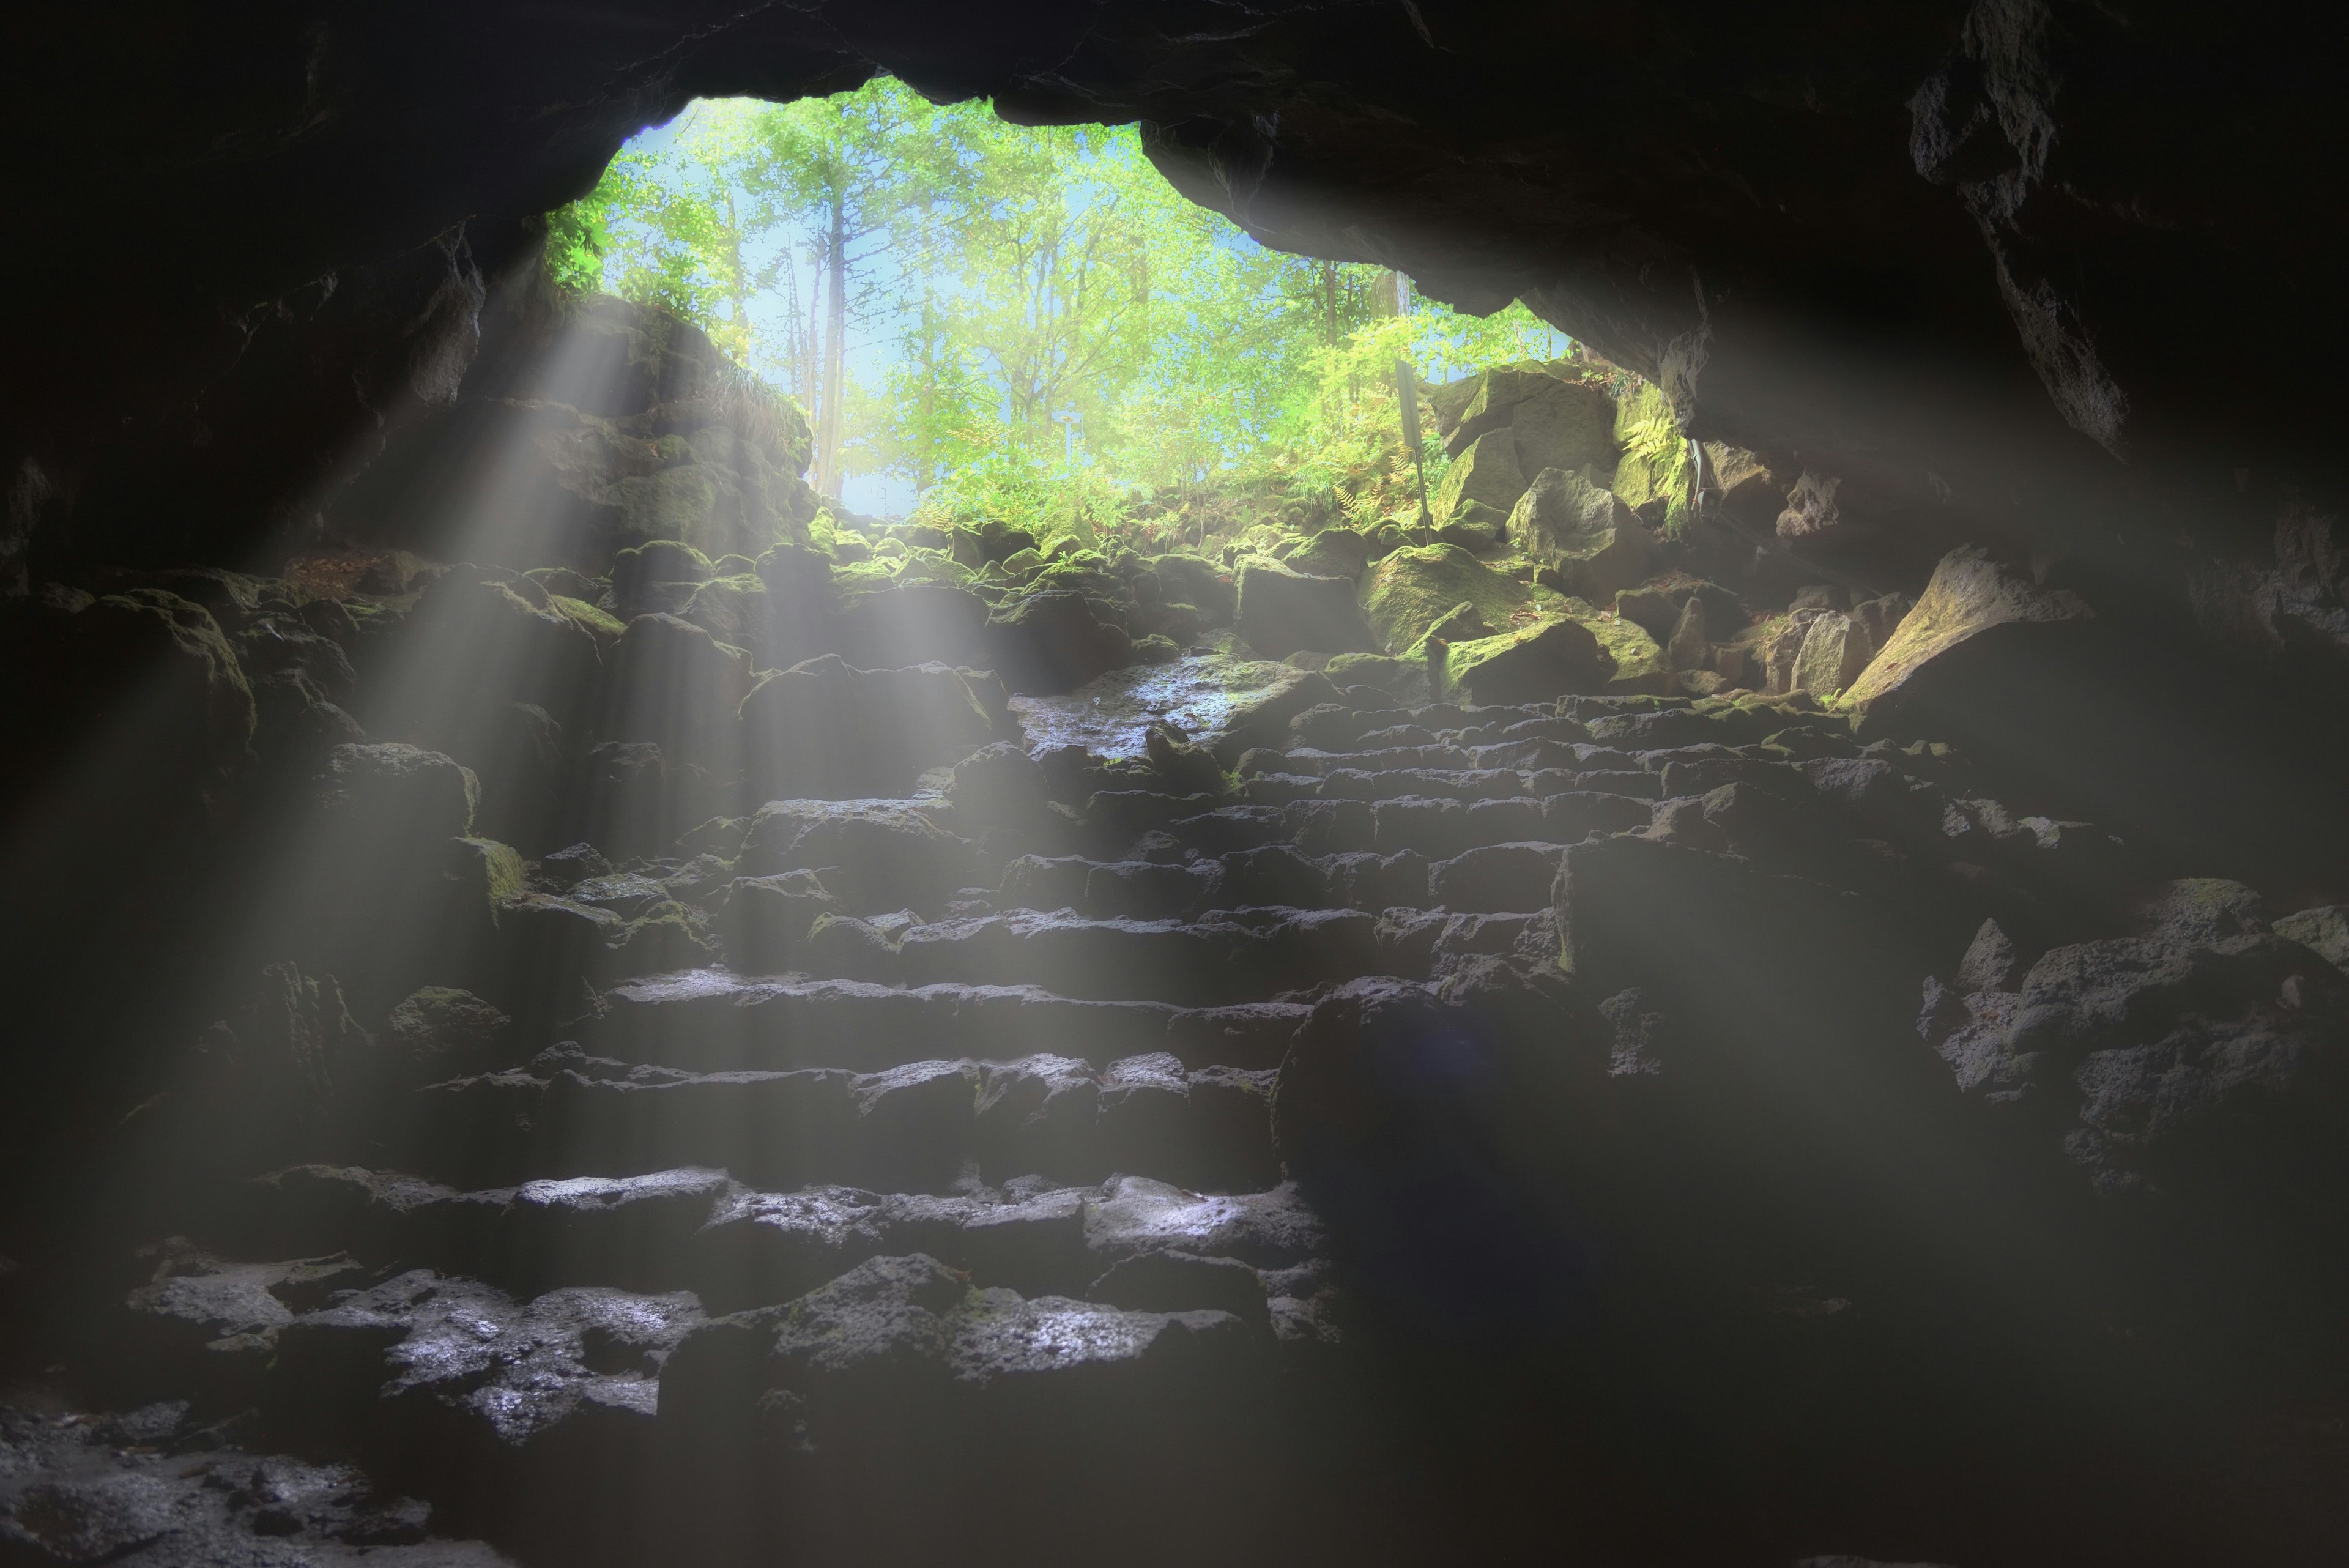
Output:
top-left (109, 682), bottom-right (1720, 1565)
top-left (54, 672), bottom-right (2349, 1568)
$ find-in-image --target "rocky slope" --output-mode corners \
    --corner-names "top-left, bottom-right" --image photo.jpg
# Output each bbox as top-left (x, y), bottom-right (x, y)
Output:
top-left (4, 344), bottom-right (2347, 1564)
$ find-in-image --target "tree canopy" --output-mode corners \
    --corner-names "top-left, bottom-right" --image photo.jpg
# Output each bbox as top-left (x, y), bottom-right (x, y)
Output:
top-left (552, 76), bottom-right (1572, 526)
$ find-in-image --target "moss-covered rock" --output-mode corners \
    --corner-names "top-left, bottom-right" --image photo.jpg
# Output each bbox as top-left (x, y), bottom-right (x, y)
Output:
top-left (1560, 598), bottom-right (1669, 695)
top-left (1360, 543), bottom-right (1548, 652)
top-left (1615, 572), bottom-right (1747, 643)
top-left (1235, 563), bottom-right (1379, 659)
top-left (982, 590), bottom-right (1135, 694)
top-left (1510, 468), bottom-right (1652, 600)
top-left (549, 593), bottom-right (627, 648)
top-left (1430, 429), bottom-right (1526, 528)
top-left (1285, 528), bottom-right (1375, 579)
top-left (1445, 617), bottom-right (1609, 705)
top-left (1151, 555), bottom-right (1236, 625)
top-left (1321, 652), bottom-right (1433, 704)
top-left (1507, 380), bottom-right (1620, 480)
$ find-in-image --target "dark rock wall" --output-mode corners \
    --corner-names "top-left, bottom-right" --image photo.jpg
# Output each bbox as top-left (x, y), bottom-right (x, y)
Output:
top-left (9, 4), bottom-right (2347, 592)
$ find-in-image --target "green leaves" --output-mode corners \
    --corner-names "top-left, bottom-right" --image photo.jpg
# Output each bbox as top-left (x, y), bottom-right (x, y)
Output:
top-left (544, 78), bottom-right (1577, 527)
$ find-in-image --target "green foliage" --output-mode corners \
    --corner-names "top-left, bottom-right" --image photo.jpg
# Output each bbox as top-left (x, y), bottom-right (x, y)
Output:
top-left (546, 77), bottom-right (1613, 531)
top-left (1611, 379), bottom-right (1695, 537)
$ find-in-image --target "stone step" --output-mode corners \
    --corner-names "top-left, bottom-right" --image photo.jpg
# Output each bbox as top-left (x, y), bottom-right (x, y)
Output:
top-left (228, 1165), bottom-right (1327, 1318)
top-left (394, 1050), bottom-right (1280, 1193)
top-left (795, 904), bottom-right (1398, 1005)
top-left (591, 973), bottom-right (1307, 1072)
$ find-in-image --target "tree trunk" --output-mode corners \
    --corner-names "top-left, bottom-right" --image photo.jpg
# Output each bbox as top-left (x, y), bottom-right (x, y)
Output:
top-left (1322, 259), bottom-right (1338, 347)
top-left (724, 192), bottom-right (749, 368)
top-left (815, 192), bottom-right (847, 500)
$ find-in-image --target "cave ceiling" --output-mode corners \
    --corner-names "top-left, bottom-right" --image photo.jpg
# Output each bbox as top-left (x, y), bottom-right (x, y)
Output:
top-left (6, 1), bottom-right (2339, 577)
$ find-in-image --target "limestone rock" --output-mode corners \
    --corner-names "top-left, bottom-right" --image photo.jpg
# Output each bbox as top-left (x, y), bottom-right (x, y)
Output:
top-left (1234, 563), bottom-right (1378, 659)
top-left (1509, 468), bottom-right (1650, 600)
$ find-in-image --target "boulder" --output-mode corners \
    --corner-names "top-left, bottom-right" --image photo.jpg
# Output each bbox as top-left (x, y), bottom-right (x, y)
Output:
top-left (1234, 563), bottom-right (1379, 660)
top-left (1360, 543), bottom-right (1541, 653)
top-left (576, 740), bottom-right (722, 861)
top-left (1285, 528), bottom-right (1376, 579)
top-left (603, 612), bottom-right (752, 769)
top-left (382, 987), bottom-right (514, 1087)
top-left (1562, 599), bottom-right (1669, 695)
top-left (394, 570), bottom-right (604, 734)
top-left (1616, 573), bottom-right (1746, 644)
top-left (610, 539), bottom-right (716, 618)
top-left (1775, 467), bottom-right (1854, 544)
top-left (1844, 546), bottom-right (2095, 722)
top-left (1447, 619), bottom-right (1609, 706)
top-left (1791, 611), bottom-right (1872, 698)
top-left (1430, 429), bottom-right (1526, 530)
top-left (1149, 554), bottom-right (1237, 625)
top-left (2274, 907), bottom-right (2349, 972)
top-left (979, 589), bottom-right (1134, 695)
top-left (316, 742), bottom-right (477, 840)
top-left (179, 963), bottom-right (375, 1173)
top-left (1508, 469), bottom-right (1650, 600)
top-left (833, 581), bottom-right (990, 670)
top-left (740, 656), bottom-right (995, 801)
top-left (1505, 380), bottom-right (1620, 479)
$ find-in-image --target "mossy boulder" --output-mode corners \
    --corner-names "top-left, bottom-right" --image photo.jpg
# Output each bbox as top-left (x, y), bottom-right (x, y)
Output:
top-left (1321, 652), bottom-right (1433, 704)
top-left (317, 742), bottom-right (478, 839)
top-left (1560, 599), bottom-right (1669, 695)
top-left (1235, 563), bottom-right (1379, 660)
top-left (1285, 528), bottom-right (1375, 579)
top-left (833, 580), bottom-right (989, 670)
top-left (1445, 617), bottom-right (1609, 705)
top-left (1151, 555), bottom-right (1236, 624)
top-left (1846, 545), bottom-right (2094, 715)
top-left (1360, 543), bottom-right (1550, 652)
top-left (981, 590), bottom-right (1135, 695)
top-left (1615, 572), bottom-right (1748, 644)
top-left (1510, 468), bottom-right (1651, 600)
top-left (1430, 429), bottom-right (1526, 530)
top-left (1507, 380), bottom-right (1620, 480)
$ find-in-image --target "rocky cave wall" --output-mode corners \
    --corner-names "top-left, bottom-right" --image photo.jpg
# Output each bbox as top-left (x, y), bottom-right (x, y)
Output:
top-left (4, 0), bottom-right (2343, 879)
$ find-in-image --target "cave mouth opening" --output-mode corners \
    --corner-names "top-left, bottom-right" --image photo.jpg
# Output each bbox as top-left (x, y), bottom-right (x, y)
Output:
top-left (7, 43), bottom-right (2349, 1568)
